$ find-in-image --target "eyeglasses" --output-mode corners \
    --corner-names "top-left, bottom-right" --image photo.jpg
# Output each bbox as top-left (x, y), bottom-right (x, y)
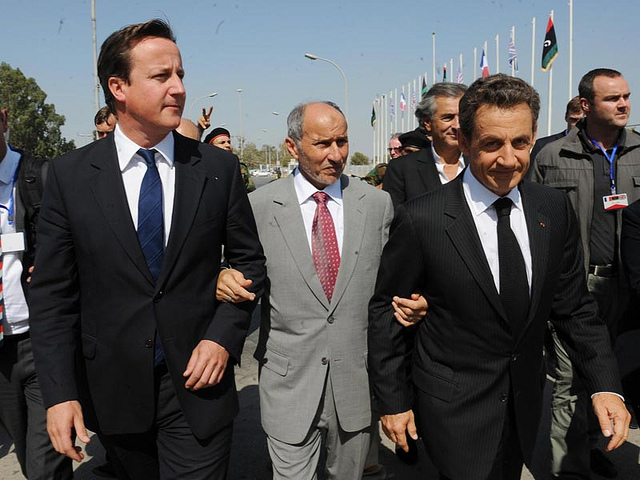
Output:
top-left (387, 147), bottom-right (402, 153)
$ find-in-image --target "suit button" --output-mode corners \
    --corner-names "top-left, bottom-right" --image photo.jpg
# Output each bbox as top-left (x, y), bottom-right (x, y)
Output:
top-left (500, 393), bottom-right (508, 403)
top-left (327, 315), bottom-right (334, 324)
top-left (154, 291), bottom-right (164, 303)
top-left (321, 357), bottom-right (329, 365)
top-left (511, 354), bottom-right (518, 362)
top-left (144, 339), bottom-right (154, 348)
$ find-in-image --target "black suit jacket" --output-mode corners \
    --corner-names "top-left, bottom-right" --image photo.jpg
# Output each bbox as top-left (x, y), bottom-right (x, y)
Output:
top-left (368, 177), bottom-right (621, 479)
top-left (29, 132), bottom-right (265, 439)
top-left (382, 147), bottom-right (442, 209)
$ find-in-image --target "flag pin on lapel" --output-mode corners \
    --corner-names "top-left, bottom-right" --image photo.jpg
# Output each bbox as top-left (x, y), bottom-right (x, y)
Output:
top-left (539, 222), bottom-right (546, 227)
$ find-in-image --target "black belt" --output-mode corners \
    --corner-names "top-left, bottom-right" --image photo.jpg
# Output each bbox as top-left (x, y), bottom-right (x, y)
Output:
top-left (589, 264), bottom-right (617, 277)
top-left (4, 331), bottom-right (30, 343)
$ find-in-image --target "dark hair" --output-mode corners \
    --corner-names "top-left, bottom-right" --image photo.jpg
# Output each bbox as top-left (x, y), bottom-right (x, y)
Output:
top-left (459, 74), bottom-right (540, 142)
top-left (565, 96), bottom-right (582, 116)
top-left (98, 19), bottom-right (176, 112)
top-left (287, 101), bottom-right (345, 146)
top-left (94, 106), bottom-right (114, 126)
top-left (415, 82), bottom-right (467, 126)
top-left (578, 68), bottom-right (622, 103)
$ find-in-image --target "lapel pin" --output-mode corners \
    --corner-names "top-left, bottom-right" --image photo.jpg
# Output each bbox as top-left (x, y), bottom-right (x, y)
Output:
top-left (539, 222), bottom-right (546, 228)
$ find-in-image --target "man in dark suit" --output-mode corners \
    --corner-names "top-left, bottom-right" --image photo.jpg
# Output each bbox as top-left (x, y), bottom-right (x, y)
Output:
top-left (368, 74), bottom-right (630, 480)
top-left (29, 20), bottom-right (265, 479)
top-left (383, 82), bottom-right (467, 209)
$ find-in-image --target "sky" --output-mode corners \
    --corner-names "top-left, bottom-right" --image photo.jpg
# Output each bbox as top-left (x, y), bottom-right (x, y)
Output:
top-left (4, 0), bottom-right (640, 160)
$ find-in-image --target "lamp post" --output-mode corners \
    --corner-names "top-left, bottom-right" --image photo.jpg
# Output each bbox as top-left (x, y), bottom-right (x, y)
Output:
top-left (303, 53), bottom-right (349, 127)
top-left (188, 92), bottom-right (218, 119)
top-left (237, 89), bottom-right (244, 159)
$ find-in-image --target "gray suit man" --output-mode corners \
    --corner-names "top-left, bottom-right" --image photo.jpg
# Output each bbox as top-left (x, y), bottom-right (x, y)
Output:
top-left (249, 102), bottom-right (393, 479)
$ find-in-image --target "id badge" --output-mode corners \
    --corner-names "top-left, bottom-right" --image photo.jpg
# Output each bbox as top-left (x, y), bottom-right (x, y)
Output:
top-left (1, 232), bottom-right (26, 253)
top-left (603, 193), bottom-right (629, 211)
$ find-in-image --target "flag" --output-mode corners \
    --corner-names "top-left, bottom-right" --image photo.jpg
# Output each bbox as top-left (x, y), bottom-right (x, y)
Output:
top-left (400, 93), bottom-right (407, 112)
top-left (508, 36), bottom-right (519, 73)
top-left (541, 15), bottom-right (558, 71)
top-left (456, 57), bottom-right (464, 84)
top-left (411, 91), bottom-right (417, 112)
top-left (443, 64), bottom-right (448, 82)
top-left (390, 98), bottom-right (395, 117)
top-left (370, 103), bottom-right (376, 127)
top-left (480, 48), bottom-right (490, 77)
top-left (421, 75), bottom-right (428, 97)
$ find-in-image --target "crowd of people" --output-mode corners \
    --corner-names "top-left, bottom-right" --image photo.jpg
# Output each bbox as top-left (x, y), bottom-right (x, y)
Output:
top-left (0, 17), bottom-right (638, 480)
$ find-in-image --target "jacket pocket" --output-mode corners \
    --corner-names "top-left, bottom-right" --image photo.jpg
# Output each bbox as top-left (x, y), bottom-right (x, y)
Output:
top-left (262, 348), bottom-right (289, 376)
top-left (413, 358), bottom-right (457, 403)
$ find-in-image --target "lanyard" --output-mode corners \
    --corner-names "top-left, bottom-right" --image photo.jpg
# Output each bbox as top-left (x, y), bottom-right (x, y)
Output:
top-left (589, 135), bottom-right (618, 194)
top-left (0, 168), bottom-right (20, 226)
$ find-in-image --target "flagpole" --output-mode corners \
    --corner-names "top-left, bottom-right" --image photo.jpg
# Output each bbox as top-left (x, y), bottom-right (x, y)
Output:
top-left (384, 93), bottom-right (388, 156)
top-left (474, 47), bottom-right (477, 78)
top-left (531, 17), bottom-right (536, 86)
top-left (569, 0), bottom-right (574, 98)
top-left (432, 33), bottom-right (436, 87)
top-left (484, 41), bottom-right (488, 74)
top-left (394, 88), bottom-right (398, 133)
top-left (495, 34), bottom-right (500, 74)
top-left (413, 78), bottom-right (417, 129)
top-left (547, 10), bottom-right (554, 136)
top-left (459, 53), bottom-right (463, 83)
top-left (372, 100), bottom-right (376, 163)
top-left (511, 26), bottom-right (516, 76)
top-left (401, 86), bottom-right (405, 132)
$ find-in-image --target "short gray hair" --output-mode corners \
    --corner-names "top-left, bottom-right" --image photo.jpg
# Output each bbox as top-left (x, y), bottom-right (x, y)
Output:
top-left (415, 82), bottom-right (467, 125)
top-left (287, 101), bottom-right (345, 145)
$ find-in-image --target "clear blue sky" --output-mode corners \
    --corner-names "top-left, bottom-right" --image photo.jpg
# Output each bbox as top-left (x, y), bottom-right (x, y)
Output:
top-left (5, 0), bottom-right (640, 158)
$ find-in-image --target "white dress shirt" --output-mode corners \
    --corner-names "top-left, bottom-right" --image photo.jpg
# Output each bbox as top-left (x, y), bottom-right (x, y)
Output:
top-left (114, 124), bottom-right (175, 245)
top-left (0, 144), bottom-right (29, 335)
top-left (293, 168), bottom-right (344, 255)
top-left (462, 168), bottom-right (532, 293)
top-left (432, 144), bottom-right (466, 185)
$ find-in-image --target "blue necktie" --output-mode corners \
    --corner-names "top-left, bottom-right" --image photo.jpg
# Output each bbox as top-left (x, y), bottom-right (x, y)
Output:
top-left (137, 148), bottom-right (164, 365)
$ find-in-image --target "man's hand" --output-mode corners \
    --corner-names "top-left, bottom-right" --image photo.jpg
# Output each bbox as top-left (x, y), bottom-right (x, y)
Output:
top-left (26, 265), bottom-right (34, 283)
top-left (380, 410), bottom-right (418, 452)
top-left (198, 106), bottom-right (213, 131)
top-left (46, 400), bottom-right (91, 462)
top-left (216, 268), bottom-right (255, 303)
top-left (183, 340), bottom-right (230, 390)
top-left (592, 393), bottom-right (631, 451)
top-left (392, 293), bottom-right (428, 327)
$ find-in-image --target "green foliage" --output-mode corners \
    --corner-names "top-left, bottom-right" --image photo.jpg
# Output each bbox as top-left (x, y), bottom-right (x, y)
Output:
top-left (350, 151), bottom-right (370, 165)
top-left (0, 62), bottom-right (75, 159)
top-left (237, 141), bottom-right (293, 169)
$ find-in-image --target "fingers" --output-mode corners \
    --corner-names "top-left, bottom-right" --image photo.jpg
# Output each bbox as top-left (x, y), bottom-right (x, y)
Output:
top-left (206, 106), bottom-right (213, 117)
top-left (407, 412), bottom-right (419, 440)
top-left (46, 401), bottom-right (88, 462)
top-left (592, 394), bottom-right (631, 451)
top-left (392, 294), bottom-right (426, 327)
top-left (380, 411), bottom-right (415, 452)
top-left (183, 341), bottom-right (229, 390)
top-left (216, 269), bottom-right (255, 303)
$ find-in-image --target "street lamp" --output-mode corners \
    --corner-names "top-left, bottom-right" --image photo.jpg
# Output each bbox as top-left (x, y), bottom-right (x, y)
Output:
top-left (303, 53), bottom-right (349, 126)
top-left (188, 92), bottom-right (218, 119)
top-left (237, 89), bottom-right (244, 159)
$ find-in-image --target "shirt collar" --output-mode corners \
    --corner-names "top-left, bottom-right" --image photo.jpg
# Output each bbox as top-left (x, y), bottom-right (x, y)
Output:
top-left (462, 167), bottom-right (523, 217)
top-left (293, 168), bottom-right (343, 206)
top-left (431, 143), bottom-right (465, 168)
top-left (0, 143), bottom-right (21, 185)
top-left (114, 124), bottom-right (175, 171)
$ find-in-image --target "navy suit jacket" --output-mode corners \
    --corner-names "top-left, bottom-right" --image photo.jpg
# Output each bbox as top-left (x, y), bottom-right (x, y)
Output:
top-left (29, 131), bottom-right (265, 439)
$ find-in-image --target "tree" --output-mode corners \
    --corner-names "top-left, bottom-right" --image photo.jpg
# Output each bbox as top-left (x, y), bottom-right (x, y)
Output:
top-left (350, 152), bottom-right (370, 165)
top-left (0, 62), bottom-right (75, 159)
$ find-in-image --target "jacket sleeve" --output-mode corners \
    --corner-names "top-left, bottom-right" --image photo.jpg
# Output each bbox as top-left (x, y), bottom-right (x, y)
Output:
top-left (382, 157), bottom-right (406, 210)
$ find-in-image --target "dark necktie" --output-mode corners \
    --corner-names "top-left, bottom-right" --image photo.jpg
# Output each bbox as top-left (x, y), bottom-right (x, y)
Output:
top-left (494, 197), bottom-right (529, 336)
top-left (311, 192), bottom-right (340, 303)
top-left (137, 148), bottom-right (164, 364)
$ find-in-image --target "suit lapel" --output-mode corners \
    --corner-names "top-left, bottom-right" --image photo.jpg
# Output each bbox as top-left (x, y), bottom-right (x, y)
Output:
top-left (157, 134), bottom-right (206, 286)
top-left (329, 176), bottom-right (365, 312)
top-left (272, 176), bottom-right (330, 310)
top-left (416, 149), bottom-right (442, 192)
top-left (518, 182), bottom-right (551, 343)
top-left (89, 137), bottom-right (154, 285)
top-left (444, 179), bottom-right (509, 325)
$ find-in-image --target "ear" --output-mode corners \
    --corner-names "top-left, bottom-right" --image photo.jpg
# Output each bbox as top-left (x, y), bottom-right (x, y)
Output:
top-left (109, 77), bottom-right (127, 105)
top-left (423, 117), bottom-right (432, 134)
top-left (580, 97), bottom-right (590, 113)
top-left (457, 129), bottom-right (470, 157)
top-left (285, 137), bottom-right (300, 159)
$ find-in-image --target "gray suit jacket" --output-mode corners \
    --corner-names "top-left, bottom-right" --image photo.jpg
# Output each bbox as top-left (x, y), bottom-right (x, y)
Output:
top-left (250, 174), bottom-right (393, 443)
